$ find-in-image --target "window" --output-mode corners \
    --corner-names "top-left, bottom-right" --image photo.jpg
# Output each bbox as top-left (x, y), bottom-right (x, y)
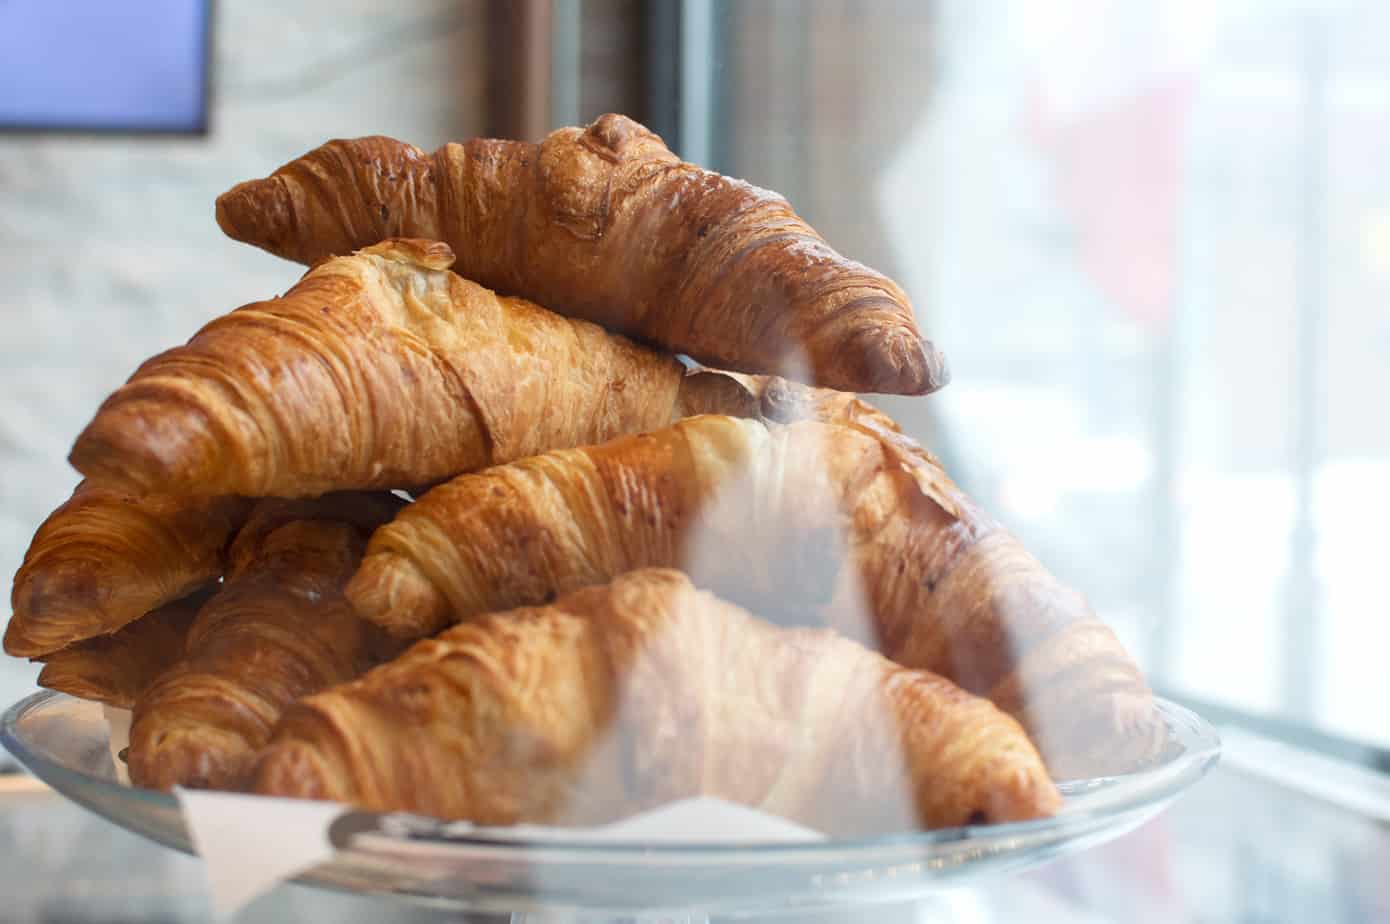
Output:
top-left (686, 0), bottom-right (1390, 748)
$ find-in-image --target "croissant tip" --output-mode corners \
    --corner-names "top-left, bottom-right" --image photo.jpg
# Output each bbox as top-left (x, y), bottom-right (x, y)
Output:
top-left (5, 569), bottom-right (105, 658)
top-left (5, 626), bottom-right (64, 661)
top-left (884, 342), bottom-right (950, 397)
top-left (582, 112), bottom-right (656, 153)
top-left (1024, 689), bottom-right (1169, 780)
top-left (919, 340), bottom-right (952, 394)
top-left (345, 554), bottom-right (451, 642)
top-left (70, 394), bottom-right (223, 496)
top-left (994, 775), bottom-right (1063, 823)
top-left (129, 729), bottom-right (238, 791)
top-left (2, 620), bottom-right (41, 659)
top-left (68, 436), bottom-right (155, 496)
top-left (216, 178), bottom-right (300, 262)
top-left (357, 238), bottom-right (456, 271)
top-left (830, 327), bottom-right (951, 396)
top-left (35, 663), bottom-right (127, 708)
top-left (214, 182), bottom-right (256, 242)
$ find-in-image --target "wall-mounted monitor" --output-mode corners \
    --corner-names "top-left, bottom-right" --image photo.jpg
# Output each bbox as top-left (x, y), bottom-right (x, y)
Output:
top-left (0, 0), bottom-right (210, 133)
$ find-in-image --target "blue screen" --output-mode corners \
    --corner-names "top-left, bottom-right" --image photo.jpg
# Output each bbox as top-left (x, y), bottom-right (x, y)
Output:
top-left (0, 0), bottom-right (208, 132)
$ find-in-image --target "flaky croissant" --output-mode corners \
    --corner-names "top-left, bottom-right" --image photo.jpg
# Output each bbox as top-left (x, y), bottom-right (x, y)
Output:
top-left (348, 415), bottom-right (1161, 779)
top-left (4, 483), bottom-right (250, 658)
top-left (254, 569), bottom-right (1059, 833)
top-left (35, 587), bottom-right (213, 709)
top-left (215, 114), bottom-right (946, 396)
top-left (69, 239), bottom-right (757, 498)
top-left (127, 493), bottom-right (402, 791)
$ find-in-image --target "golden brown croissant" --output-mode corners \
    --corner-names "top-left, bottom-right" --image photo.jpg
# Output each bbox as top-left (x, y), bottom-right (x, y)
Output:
top-left (127, 493), bottom-right (402, 791)
top-left (214, 115), bottom-right (947, 396)
top-left (69, 239), bottom-right (758, 498)
top-left (348, 415), bottom-right (1161, 779)
top-left (4, 483), bottom-right (250, 658)
top-left (34, 587), bottom-right (213, 709)
top-left (254, 569), bottom-right (1059, 833)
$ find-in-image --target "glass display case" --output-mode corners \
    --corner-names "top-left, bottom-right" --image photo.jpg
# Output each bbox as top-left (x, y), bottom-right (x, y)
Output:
top-left (0, 2), bottom-right (1386, 921)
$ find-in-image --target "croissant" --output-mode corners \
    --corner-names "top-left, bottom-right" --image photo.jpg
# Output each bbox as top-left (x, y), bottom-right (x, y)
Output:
top-left (348, 415), bottom-right (1162, 779)
top-left (4, 483), bottom-right (250, 658)
top-left (127, 493), bottom-right (402, 791)
top-left (254, 569), bottom-right (1059, 833)
top-left (220, 491), bottom-right (409, 580)
top-left (69, 239), bottom-right (758, 498)
top-left (34, 587), bottom-right (213, 709)
top-left (214, 114), bottom-right (947, 396)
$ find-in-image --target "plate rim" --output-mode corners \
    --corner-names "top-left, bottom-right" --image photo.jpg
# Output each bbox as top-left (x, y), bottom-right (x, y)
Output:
top-left (0, 689), bottom-right (1221, 858)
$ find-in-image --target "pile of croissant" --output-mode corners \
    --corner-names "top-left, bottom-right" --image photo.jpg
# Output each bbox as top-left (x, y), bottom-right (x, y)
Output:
top-left (4, 114), bottom-right (1164, 838)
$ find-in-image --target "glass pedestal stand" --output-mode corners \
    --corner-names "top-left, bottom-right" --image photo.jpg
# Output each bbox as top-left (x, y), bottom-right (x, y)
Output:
top-left (0, 693), bottom-right (1220, 923)
top-left (502, 895), bottom-right (977, 922)
top-left (508, 915), bottom-right (709, 923)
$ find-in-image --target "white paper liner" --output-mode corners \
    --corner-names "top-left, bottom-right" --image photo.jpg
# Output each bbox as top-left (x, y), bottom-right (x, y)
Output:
top-left (177, 788), bottom-right (342, 918)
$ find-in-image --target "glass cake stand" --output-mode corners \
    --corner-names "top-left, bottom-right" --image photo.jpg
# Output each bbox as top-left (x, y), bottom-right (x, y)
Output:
top-left (0, 691), bottom-right (1219, 921)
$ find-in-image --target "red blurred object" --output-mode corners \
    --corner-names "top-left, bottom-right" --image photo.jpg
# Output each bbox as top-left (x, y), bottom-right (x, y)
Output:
top-left (1027, 79), bottom-right (1196, 331)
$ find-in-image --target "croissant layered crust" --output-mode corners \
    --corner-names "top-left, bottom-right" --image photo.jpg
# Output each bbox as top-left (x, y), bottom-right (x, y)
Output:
top-left (126, 493), bottom-right (402, 791)
top-left (215, 115), bottom-right (946, 395)
top-left (4, 483), bottom-right (250, 658)
top-left (34, 588), bottom-right (212, 709)
top-left (69, 239), bottom-right (757, 498)
top-left (348, 415), bottom-right (1162, 778)
top-left (254, 569), bottom-right (1059, 833)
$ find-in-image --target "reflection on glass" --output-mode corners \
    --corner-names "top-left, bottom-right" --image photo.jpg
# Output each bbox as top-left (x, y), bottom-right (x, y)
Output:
top-left (706, 0), bottom-right (1390, 749)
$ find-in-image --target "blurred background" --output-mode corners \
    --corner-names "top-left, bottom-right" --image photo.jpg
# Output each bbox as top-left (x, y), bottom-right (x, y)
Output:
top-left (657, 0), bottom-right (1390, 756)
top-left (1, 1), bottom-right (1388, 920)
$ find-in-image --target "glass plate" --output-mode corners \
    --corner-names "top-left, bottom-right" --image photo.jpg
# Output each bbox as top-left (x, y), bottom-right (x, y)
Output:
top-left (0, 691), bottom-right (1218, 918)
